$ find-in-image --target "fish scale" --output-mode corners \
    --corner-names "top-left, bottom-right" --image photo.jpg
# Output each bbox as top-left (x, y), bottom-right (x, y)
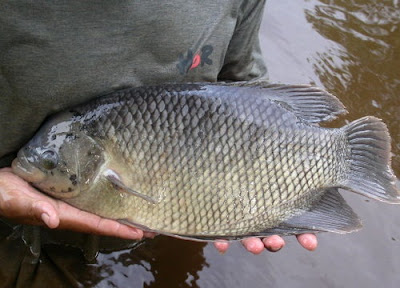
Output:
top-left (76, 85), bottom-right (345, 235)
top-left (13, 83), bottom-right (400, 240)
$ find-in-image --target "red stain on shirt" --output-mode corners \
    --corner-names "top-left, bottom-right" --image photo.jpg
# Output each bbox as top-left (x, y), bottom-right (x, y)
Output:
top-left (190, 54), bottom-right (201, 70)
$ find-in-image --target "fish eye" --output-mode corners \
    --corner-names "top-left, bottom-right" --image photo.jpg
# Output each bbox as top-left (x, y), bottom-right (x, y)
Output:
top-left (40, 150), bottom-right (59, 170)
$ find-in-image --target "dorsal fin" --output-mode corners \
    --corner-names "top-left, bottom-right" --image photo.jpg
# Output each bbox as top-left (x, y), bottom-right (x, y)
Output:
top-left (217, 81), bottom-right (347, 123)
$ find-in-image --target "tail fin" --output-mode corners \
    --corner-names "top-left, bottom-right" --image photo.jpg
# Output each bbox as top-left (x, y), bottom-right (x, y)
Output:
top-left (343, 116), bottom-right (400, 203)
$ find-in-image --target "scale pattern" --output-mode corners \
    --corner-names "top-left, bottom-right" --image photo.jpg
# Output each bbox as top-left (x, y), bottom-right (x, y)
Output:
top-left (79, 84), bottom-right (348, 236)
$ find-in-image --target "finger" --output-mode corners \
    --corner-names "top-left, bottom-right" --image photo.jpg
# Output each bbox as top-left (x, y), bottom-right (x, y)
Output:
top-left (94, 218), bottom-right (144, 240)
top-left (262, 235), bottom-right (285, 252)
top-left (214, 240), bottom-right (229, 254)
top-left (241, 237), bottom-right (265, 254)
top-left (0, 174), bottom-right (59, 227)
top-left (57, 204), bottom-right (143, 240)
top-left (0, 169), bottom-right (54, 218)
top-left (31, 200), bottom-right (60, 228)
top-left (296, 234), bottom-right (318, 251)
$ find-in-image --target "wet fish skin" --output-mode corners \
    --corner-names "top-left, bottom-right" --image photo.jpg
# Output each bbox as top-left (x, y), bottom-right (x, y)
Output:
top-left (12, 82), bottom-right (400, 240)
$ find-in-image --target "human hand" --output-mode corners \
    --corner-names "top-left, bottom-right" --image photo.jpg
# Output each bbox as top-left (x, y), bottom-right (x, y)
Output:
top-left (213, 231), bottom-right (317, 254)
top-left (0, 167), bottom-right (154, 239)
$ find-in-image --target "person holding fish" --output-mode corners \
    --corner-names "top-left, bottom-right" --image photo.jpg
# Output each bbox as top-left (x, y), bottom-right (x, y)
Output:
top-left (0, 0), bottom-right (323, 261)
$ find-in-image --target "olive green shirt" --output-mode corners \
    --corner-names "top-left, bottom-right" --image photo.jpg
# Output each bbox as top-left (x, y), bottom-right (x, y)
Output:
top-left (0, 2), bottom-right (267, 286)
top-left (0, 0), bottom-right (267, 167)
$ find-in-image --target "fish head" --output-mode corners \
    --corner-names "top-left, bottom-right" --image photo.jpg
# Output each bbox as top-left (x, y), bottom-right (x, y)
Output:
top-left (12, 111), bottom-right (105, 199)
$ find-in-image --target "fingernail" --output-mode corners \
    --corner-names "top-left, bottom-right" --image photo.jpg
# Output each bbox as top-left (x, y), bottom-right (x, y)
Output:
top-left (143, 232), bottom-right (158, 239)
top-left (269, 245), bottom-right (282, 252)
top-left (263, 237), bottom-right (284, 252)
top-left (130, 229), bottom-right (144, 240)
top-left (41, 213), bottom-right (51, 227)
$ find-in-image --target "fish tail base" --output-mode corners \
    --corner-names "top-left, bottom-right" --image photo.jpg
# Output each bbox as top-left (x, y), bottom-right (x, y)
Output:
top-left (344, 116), bottom-right (400, 203)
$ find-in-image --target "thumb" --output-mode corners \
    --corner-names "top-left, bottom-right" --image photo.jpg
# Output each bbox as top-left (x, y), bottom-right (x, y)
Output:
top-left (31, 200), bottom-right (60, 229)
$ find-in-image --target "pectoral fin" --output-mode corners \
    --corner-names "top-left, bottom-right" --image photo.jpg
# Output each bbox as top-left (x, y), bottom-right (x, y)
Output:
top-left (104, 171), bottom-right (159, 204)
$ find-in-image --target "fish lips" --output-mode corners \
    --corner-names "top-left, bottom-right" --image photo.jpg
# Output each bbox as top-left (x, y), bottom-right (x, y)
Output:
top-left (12, 149), bottom-right (47, 184)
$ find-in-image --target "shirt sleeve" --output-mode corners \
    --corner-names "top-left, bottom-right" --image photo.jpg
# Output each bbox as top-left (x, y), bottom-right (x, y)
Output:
top-left (218, 0), bottom-right (268, 82)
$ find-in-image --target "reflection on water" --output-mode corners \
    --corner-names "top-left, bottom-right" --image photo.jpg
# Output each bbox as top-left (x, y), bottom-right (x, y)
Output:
top-left (1, 0), bottom-right (400, 287)
top-left (304, 0), bottom-right (400, 172)
top-left (74, 237), bottom-right (207, 287)
top-left (107, 237), bottom-right (206, 288)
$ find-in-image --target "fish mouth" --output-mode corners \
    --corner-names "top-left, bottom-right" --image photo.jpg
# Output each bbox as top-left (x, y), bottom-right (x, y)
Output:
top-left (12, 151), bottom-right (46, 184)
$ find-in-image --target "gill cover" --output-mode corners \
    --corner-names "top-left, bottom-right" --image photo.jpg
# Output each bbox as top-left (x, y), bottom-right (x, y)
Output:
top-left (13, 111), bottom-right (105, 199)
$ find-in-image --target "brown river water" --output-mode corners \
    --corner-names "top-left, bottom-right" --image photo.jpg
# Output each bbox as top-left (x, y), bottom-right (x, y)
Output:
top-left (1, 0), bottom-right (400, 287)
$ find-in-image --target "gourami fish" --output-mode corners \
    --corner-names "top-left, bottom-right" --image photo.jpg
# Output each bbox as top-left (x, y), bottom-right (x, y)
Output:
top-left (12, 83), bottom-right (400, 240)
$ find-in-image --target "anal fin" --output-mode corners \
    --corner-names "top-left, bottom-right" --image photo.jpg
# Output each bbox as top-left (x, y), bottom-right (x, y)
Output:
top-left (259, 188), bottom-right (362, 236)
